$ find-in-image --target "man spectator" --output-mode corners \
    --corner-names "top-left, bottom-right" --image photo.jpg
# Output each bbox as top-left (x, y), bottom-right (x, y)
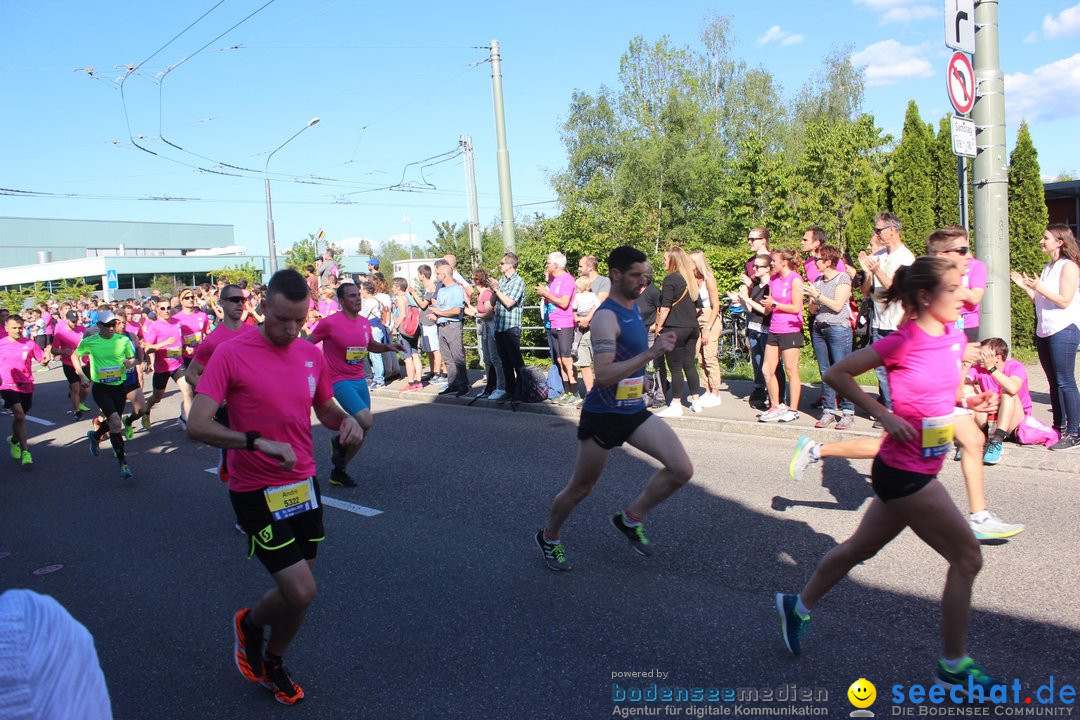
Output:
top-left (432, 260), bottom-right (469, 396)
top-left (966, 338), bottom-right (1034, 465)
top-left (409, 264), bottom-right (444, 383)
top-left (488, 252), bottom-right (526, 401)
top-left (316, 249), bottom-right (339, 288)
top-left (442, 253), bottom-right (474, 301)
top-left (745, 227), bottom-right (772, 276)
top-left (536, 251), bottom-right (577, 403)
top-left (367, 257), bottom-right (380, 275)
top-left (860, 212), bottom-right (915, 415)
top-left (304, 265), bottom-right (319, 297)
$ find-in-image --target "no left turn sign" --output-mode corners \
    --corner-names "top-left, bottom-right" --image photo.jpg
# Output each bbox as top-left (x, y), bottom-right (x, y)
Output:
top-left (947, 51), bottom-right (975, 115)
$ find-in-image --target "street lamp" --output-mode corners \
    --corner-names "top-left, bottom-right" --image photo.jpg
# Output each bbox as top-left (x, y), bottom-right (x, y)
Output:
top-left (265, 117), bottom-right (320, 275)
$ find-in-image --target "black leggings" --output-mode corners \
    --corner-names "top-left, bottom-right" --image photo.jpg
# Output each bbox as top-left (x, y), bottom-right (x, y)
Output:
top-left (664, 325), bottom-right (700, 402)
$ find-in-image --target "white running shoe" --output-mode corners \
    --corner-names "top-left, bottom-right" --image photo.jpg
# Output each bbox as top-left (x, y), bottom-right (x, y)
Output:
top-left (758, 404), bottom-right (788, 422)
top-left (777, 410), bottom-right (799, 423)
top-left (656, 403), bottom-right (684, 418)
top-left (969, 512), bottom-right (1024, 540)
top-left (690, 398), bottom-right (704, 413)
top-left (789, 435), bottom-right (820, 481)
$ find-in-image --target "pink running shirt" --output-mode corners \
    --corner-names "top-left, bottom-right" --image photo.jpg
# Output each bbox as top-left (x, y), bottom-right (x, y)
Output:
top-left (196, 329), bottom-right (334, 491)
top-left (0, 337), bottom-right (44, 392)
top-left (143, 318), bottom-right (185, 373)
top-left (192, 324), bottom-right (253, 367)
top-left (175, 310), bottom-right (210, 358)
top-left (51, 324), bottom-right (87, 368)
top-left (967, 359), bottom-right (1032, 417)
top-left (307, 311), bottom-right (373, 383)
top-left (960, 258), bottom-right (987, 330)
top-left (874, 322), bottom-right (965, 475)
top-left (768, 272), bottom-right (803, 334)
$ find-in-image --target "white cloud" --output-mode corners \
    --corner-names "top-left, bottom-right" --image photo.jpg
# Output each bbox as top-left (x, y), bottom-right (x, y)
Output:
top-left (1024, 31), bottom-right (1040, 44)
top-left (756, 25), bottom-right (804, 47)
top-left (385, 232), bottom-right (418, 245)
top-left (1043, 3), bottom-right (1080, 38)
top-left (854, 0), bottom-right (936, 24)
top-left (336, 235), bottom-right (374, 255)
top-left (851, 40), bottom-right (934, 86)
top-left (1005, 53), bottom-right (1080, 125)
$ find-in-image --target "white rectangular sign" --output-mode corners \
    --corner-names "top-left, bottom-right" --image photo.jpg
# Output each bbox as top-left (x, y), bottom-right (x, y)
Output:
top-left (951, 115), bottom-right (976, 158)
top-left (945, 0), bottom-right (975, 54)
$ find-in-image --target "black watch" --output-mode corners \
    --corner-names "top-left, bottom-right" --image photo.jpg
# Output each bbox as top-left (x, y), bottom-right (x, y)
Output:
top-left (245, 431), bottom-right (260, 451)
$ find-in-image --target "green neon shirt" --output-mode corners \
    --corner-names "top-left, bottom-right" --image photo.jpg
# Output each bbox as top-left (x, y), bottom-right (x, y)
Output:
top-left (74, 333), bottom-right (134, 385)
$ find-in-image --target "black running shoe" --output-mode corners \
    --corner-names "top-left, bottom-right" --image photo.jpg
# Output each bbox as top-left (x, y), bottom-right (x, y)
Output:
top-left (535, 530), bottom-right (571, 571)
top-left (232, 608), bottom-right (265, 682)
top-left (329, 436), bottom-right (345, 469)
top-left (261, 660), bottom-right (304, 705)
top-left (87, 430), bottom-right (100, 457)
top-left (329, 467), bottom-right (357, 488)
top-left (611, 512), bottom-right (654, 556)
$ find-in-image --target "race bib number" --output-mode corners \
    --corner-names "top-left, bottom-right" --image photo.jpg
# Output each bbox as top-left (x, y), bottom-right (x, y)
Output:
top-left (921, 415), bottom-right (954, 458)
top-left (182, 332), bottom-right (202, 347)
top-left (98, 365), bottom-right (123, 383)
top-left (615, 376), bottom-right (644, 402)
top-left (263, 478), bottom-right (318, 521)
top-left (166, 346), bottom-right (182, 359)
top-left (345, 346), bottom-right (368, 364)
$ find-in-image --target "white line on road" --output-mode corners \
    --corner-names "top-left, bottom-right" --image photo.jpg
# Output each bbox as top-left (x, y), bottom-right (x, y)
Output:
top-left (321, 496), bottom-right (383, 517)
top-left (204, 467), bottom-right (218, 475)
top-left (25, 415), bottom-right (55, 427)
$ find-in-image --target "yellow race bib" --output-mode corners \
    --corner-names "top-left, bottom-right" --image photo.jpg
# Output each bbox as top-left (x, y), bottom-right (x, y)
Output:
top-left (615, 376), bottom-right (644, 402)
top-left (345, 346), bottom-right (368, 365)
top-left (263, 478), bottom-right (318, 521)
top-left (921, 415), bottom-right (954, 458)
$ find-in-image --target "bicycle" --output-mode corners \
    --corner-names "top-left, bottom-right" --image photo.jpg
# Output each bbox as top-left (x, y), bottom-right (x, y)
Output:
top-left (716, 299), bottom-right (751, 371)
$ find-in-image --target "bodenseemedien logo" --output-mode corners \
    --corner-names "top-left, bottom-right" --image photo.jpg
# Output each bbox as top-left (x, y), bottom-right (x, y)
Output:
top-left (848, 678), bottom-right (876, 717)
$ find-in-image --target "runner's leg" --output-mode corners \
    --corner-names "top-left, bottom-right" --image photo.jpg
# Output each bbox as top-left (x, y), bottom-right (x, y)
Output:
top-left (622, 416), bottom-right (694, 518)
top-left (544, 439), bottom-right (610, 538)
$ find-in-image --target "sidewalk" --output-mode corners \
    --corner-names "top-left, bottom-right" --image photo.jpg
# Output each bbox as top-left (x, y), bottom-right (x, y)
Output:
top-left (374, 361), bottom-right (1078, 474)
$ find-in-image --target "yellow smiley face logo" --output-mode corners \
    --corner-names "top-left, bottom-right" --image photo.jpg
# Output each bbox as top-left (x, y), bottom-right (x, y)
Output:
top-left (848, 678), bottom-right (876, 708)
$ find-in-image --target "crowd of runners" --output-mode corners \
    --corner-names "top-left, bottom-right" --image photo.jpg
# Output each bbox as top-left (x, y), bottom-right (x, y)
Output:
top-left (1, 217), bottom-right (1078, 708)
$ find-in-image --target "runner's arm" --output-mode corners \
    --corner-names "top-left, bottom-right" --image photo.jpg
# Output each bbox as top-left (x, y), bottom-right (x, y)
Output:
top-left (314, 399), bottom-right (364, 447)
top-left (185, 359), bottom-right (206, 388)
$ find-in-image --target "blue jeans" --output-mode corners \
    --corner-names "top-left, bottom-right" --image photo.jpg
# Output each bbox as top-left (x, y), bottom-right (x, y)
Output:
top-left (369, 324), bottom-right (385, 384)
top-left (811, 323), bottom-right (854, 414)
top-left (1036, 323), bottom-right (1080, 435)
top-left (870, 327), bottom-right (894, 410)
top-left (748, 328), bottom-right (785, 402)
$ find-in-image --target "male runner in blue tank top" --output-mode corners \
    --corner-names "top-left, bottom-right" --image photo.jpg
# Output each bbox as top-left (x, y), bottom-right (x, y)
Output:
top-left (536, 245), bottom-right (693, 571)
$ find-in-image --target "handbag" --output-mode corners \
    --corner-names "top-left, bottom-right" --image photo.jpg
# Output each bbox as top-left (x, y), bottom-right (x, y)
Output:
top-left (854, 294), bottom-right (874, 337)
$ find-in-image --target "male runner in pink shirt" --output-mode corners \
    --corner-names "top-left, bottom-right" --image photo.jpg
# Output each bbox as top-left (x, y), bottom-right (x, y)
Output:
top-left (1, 314), bottom-right (49, 466)
top-left (187, 269), bottom-right (362, 706)
top-left (49, 310), bottom-right (91, 419)
top-left (142, 300), bottom-right (190, 428)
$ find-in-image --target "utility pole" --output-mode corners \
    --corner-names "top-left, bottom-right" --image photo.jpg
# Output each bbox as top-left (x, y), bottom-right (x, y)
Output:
top-left (461, 135), bottom-right (482, 268)
top-left (489, 40), bottom-right (516, 253)
top-left (972, 0), bottom-right (1010, 343)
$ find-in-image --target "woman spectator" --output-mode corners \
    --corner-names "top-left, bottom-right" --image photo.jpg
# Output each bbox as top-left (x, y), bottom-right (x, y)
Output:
top-left (655, 246), bottom-right (702, 417)
top-left (1011, 224), bottom-right (1080, 450)
top-left (729, 253), bottom-right (782, 411)
top-left (391, 277), bottom-right (424, 391)
top-left (760, 249), bottom-right (804, 423)
top-left (466, 267), bottom-right (505, 399)
top-left (805, 245), bottom-right (855, 429)
top-left (690, 250), bottom-right (722, 408)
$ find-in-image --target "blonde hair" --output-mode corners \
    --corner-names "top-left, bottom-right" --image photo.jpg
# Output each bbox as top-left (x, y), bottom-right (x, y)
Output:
top-left (574, 275), bottom-right (591, 293)
top-left (664, 246), bottom-right (699, 298)
top-left (689, 249), bottom-right (715, 282)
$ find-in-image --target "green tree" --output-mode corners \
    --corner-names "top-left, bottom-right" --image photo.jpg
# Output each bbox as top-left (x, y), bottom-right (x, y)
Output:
top-left (53, 278), bottom-right (100, 303)
top-left (283, 234), bottom-right (344, 273)
top-left (149, 275), bottom-right (182, 297)
top-left (1008, 121), bottom-right (1050, 347)
top-left (214, 262), bottom-right (263, 286)
top-left (886, 101), bottom-right (936, 255)
top-left (932, 116), bottom-right (962, 228)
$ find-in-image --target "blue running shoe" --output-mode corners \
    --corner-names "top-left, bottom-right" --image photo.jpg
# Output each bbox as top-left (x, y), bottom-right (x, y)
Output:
top-left (119, 463), bottom-right (133, 479)
top-left (982, 441), bottom-right (1002, 465)
top-left (775, 593), bottom-right (809, 655)
top-left (87, 430), bottom-right (100, 457)
top-left (933, 658), bottom-right (1003, 699)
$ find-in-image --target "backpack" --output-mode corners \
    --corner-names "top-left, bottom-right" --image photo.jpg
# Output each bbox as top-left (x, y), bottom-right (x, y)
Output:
top-left (516, 366), bottom-right (550, 403)
top-left (399, 306), bottom-right (420, 338)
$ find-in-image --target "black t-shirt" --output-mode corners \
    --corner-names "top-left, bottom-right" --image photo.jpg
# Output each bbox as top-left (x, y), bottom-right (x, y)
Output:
top-left (660, 274), bottom-right (699, 328)
top-left (747, 281), bottom-right (771, 327)
top-left (636, 282), bottom-right (661, 327)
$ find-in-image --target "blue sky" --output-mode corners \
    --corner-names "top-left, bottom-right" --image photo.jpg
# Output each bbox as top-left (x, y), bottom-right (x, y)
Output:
top-left (3, 0), bottom-right (1080, 261)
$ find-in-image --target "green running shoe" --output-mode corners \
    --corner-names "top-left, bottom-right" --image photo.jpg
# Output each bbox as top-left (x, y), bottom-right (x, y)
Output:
top-left (775, 593), bottom-right (810, 655)
top-left (612, 512), bottom-right (653, 556)
top-left (933, 658), bottom-right (1003, 699)
top-left (8, 436), bottom-right (20, 460)
top-left (535, 530), bottom-right (571, 571)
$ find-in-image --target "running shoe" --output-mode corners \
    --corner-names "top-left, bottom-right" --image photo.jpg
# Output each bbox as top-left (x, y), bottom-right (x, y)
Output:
top-left (814, 412), bottom-right (836, 429)
top-left (21, 450), bottom-right (32, 467)
top-left (329, 467), bottom-right (357, 488)
top-left (933, 658), bottom-right (1002, 699)
top-left (699, 393), bottom-right (723, 408)
top-left (218, 464), bottom-right (230, 484)
top-left (177, 416), bottom-right (187, 432)
top-left (261, 660), bottom-right (304, 705)
top-left (73, 410), bottom-right (83, 421)
top-left (777, 410), bottom-right (799, 423)
top-left (775, 592), bottom-right (809, 655)
top-left (535, 530), bottom-right (572, 572)
top-left (8, 436), bottom-right (19, 460)
top-left (232, 608), bottom-right (265, 683)
top-left (78, 403), bottom-right (91, 412)
top-left (969, 512), bottom-right (1024, 540)
top-left (982, 440), bottom-right (1002, 465)
top-left (329, 436), bottom-right (345, 470)
top-left (119, 463), bottom-right (133, 479)
top-left (141, 414), bottom-right (151, 431)
top-left (488, 389), bottom-right (508, 401)
top-left (1050, 434), bottom-right (1080, 451)
top-left (611, 512), bottom-right (653, 557)
top-left (953, 446), bottom-right (963, 461)
top-left (789, 436), bottom-right (819, 481)
top-left (87, 430), bottom-right (100, 457)
top-left (401, 382), bottom-right (421, 393)
top-left (123, 421), bottom-right (135, 441)
top-left (758, 405), bottom-right (788, 422)
top-left (835, 414), bottom-right (855, 430)
top-left (656, 403), bottom-right (683, 418)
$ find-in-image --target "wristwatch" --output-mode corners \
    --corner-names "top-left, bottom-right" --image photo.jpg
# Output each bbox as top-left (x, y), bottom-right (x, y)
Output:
top-left (245, 431), bottom-right (260, 451)
top-left (986, 366), bottom-right (998, 375)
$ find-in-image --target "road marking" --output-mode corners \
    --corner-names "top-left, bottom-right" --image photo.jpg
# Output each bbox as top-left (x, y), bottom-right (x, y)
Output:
top-left (322, 496), bottom-right (383, 517)
top-left (25, 415), bottom-right (55, 427)
top-left (204, 466), bottom-right (219, 475)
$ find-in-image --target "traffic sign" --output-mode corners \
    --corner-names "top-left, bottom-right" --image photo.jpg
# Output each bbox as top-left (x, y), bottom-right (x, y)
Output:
top-left (946, 51), bottom-right (975, 115)
top-left (945, 0), bottom-right (975, 54)
top-left (106, 269), bottom-right (118, 289)
top-left (950, 115), bottom-right (976, 158)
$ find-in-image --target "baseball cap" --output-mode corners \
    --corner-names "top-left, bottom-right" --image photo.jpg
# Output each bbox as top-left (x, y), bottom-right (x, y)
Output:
top-left (65, 310), bottom-right (79, 323)
top-left (96, 310), bottom-right (118, 325)
top-left (369, 257), bottom-right (380, 268)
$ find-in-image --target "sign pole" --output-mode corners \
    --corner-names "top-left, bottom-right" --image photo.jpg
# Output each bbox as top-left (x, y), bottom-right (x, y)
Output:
top-left (971, 0), bottom-right (1010, 345)
top-left (957, 156), bottom-right (967, 231)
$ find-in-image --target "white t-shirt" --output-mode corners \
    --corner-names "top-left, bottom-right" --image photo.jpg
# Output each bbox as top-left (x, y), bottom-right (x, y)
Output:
top-left (573, 291), bottom-right (598, 318)
top-left (871, 245), bottom-right (916, 332)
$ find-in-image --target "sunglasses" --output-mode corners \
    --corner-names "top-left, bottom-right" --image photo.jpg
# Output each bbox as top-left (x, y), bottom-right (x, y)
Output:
top-left (942, 246), bottom-right (970, 255)
top-left (157, 305), bottom-right (170, 311)
top-left (872, 226), bottom-right (889, 235)
top-left (747, 236), bottom-right (765, 242)
top-left (753, 264), bottom-right (770, 269)
top-left (220, 296), bottom-right (245, 303)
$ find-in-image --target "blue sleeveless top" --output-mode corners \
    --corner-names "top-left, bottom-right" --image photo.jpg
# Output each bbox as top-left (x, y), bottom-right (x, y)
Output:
top-left (582, 298), bottom-right (648, 415)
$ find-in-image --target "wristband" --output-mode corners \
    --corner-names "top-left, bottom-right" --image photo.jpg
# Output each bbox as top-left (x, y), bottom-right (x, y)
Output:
top-left (986, 366), bottom-right (997, 375)
top-left (245, 431), bottom-right (260, 451)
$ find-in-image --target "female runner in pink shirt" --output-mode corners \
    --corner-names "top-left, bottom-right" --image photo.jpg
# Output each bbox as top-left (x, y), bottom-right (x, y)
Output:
top-left (775, 255), bottom-right (1003, 696)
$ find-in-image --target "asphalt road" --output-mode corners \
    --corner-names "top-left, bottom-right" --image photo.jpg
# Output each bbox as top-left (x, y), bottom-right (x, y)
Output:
top-left (1, 367), bottom-right (1077, 719)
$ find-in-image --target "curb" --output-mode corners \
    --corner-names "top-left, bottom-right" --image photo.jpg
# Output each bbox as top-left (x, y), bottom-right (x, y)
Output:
top-left (372, 383), bottom-right (1074, 475)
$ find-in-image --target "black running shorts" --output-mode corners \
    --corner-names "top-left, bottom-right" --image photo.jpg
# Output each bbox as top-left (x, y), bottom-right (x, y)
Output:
top-left (577, 408), bottom-right (652, 450)
top-left (152, 369), bottom-right (184, 392)
top-left (871, 456), bottom-right (935, 502)
top-left (766, 331), bottom-right (804, 350)
top-left (91, 382), bottom-right (128, 419)
top-left (1, 390), bottom-right (32, 414)
top-left (62, 364), bottom-right (81, 385)
top-left (230, 479), bottom-right (325, 574)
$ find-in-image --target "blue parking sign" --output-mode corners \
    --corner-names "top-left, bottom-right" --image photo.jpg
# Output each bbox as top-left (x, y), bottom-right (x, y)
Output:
top-left (107, 270), bottom-right (118, 289)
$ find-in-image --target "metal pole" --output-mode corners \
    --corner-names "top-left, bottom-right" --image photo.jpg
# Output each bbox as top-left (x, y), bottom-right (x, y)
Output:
top-left (264, 118), bottom-right (320, 275)
top-left (461, 135), bottom-right (482, 267)
top-left (972, 0), bottom-right (1010, 344)
top-left (958, 156), bottom-right (969, 231)
top-left (489, 40), bottom-right (516, 253)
